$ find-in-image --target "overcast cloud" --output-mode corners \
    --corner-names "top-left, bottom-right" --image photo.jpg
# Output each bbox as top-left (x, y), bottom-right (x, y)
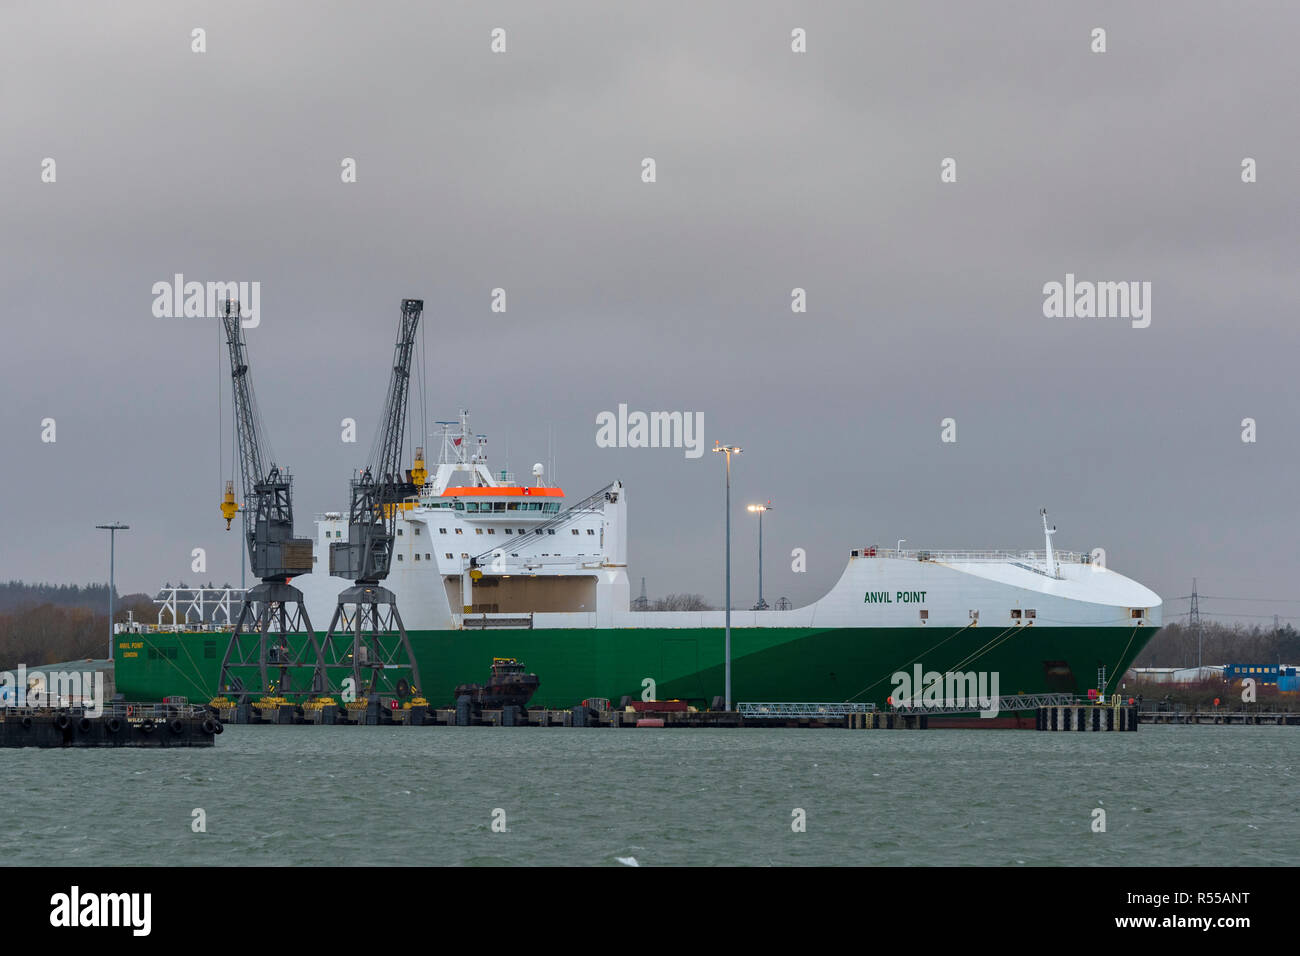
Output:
top-left (2, 2), bottom-right (1297, 625)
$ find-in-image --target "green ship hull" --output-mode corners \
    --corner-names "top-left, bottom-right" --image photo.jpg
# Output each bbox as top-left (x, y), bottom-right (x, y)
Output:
top-left (114, 624), bottom-right (1159, 708)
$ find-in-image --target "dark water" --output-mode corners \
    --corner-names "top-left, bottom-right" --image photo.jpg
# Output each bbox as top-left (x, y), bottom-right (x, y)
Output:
top-left (4, 726), bottom-right (1294, 866)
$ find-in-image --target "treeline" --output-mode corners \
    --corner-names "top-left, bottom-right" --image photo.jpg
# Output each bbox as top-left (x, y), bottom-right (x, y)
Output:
top-left (1134, 620), bottom-right (1300, 668)
top-left (0, 580), bottom-right (117, 613)
top-left (0, 581), bottom-right (154, 669)
top-left (646, 594), bottom-right (714, 611)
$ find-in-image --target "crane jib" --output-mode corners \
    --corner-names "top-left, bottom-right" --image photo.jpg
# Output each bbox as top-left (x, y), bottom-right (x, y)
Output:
top-left (219, 297), bottom-right (311, 583)
top-left (329, 299), bottom-right (425, 587)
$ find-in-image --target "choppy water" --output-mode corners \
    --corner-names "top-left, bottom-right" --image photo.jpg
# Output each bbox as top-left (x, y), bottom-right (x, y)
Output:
top-left (3, 725), bottom-right (1294, 866)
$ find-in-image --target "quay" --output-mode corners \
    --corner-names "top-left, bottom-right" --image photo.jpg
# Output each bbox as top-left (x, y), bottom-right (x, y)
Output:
top-left (1139, 710), bottom-right (1300, 726)
top-left (207, 693), bottom-right (1145, 731)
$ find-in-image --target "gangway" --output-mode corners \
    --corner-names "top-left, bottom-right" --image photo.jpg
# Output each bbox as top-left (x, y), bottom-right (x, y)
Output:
top-left (891, 692), bottom-right (1075, 715)
top-left (739, 702), bottom-right (877, 718)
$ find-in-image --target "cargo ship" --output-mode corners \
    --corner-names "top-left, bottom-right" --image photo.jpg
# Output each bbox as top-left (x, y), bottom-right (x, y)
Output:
top-left (114, 410), bottom-right (1163, 709)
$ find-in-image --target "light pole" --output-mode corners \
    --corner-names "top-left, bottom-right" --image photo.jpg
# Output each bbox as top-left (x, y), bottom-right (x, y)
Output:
top-left (747, 502), bottom-right (772, 610)
top-left (713, 441), bottom-right (741, 710)
top-left (95, 523), bottom-right (129, 661)
top-left (897, 538), bottom-right (906, 554)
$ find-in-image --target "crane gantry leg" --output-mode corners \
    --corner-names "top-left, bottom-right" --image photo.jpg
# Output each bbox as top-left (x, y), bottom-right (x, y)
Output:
top-left (218, 581), bottom-right (328, 702)
top-left (322, 585), bottom-right (421, 700)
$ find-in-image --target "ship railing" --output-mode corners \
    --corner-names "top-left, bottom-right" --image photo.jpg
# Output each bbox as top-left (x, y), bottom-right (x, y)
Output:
top-left (105, 700), bottom-right (212, 719)
top-left (891, 692), bottom-right (1076, 715)
top-left (118, 622), bottom-right (243, 634)
top-left (151, 586), bottom-right (248, 630)
top-left (460, 612), bottom-right (534, 630)
top-left (1, 701), bottom-right (96, 714)
top-left (0, 701), bottom-right (211, 719)
top-left (855, 548), bottom-right (1093, 565)
top-left (739, 702), bottom-right (878, 718)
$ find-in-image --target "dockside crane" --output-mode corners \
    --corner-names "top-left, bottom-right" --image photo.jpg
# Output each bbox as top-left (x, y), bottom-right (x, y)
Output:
top-left (324, 298), bottom-right (424, 699)
top-left (216, 297), bottom-right (327, 700)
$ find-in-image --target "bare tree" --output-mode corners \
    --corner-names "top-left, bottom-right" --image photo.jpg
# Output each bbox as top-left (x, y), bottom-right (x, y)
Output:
top-left (650, 593), bottom-right (714, 611)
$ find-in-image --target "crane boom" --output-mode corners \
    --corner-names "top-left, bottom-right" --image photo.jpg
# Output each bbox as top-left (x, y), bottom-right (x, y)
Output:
top-left (330, 298), bottom-right (424, 585)
top-left (220, 297), bottom-right (312, 582)
top-left (370, 298), bottom-right (423, 498)
top-left (223, 302), bottom-right (267, 508)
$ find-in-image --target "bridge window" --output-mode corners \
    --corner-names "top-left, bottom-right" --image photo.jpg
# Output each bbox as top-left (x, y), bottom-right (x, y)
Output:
top-left (488, 529), bottom-right (496, 534)
top-left (1025, 609), bottom-right (1036, 619)
top-left (919, 609), bottom-right (928, 622)
top-left (414, 553), bottom-right (420, 561)
top-left (475, 528), bottom-right (483, 535)
top-left (445, 553), bottom-right (453, 559)
top-left (587, 529), bottom-right (595, 535)
top-left (572, 529), bottom-right (580, 535)
top-left (414, 527), bottom-right (420, 535)
top-left (397, 528), bottom-right (403, 535)
top-left (425, 553), bottom-right (430, 561)
top-left (455, 529), bottom-right (463, 535)
top-left (505, 528), bottom-right (513, 534)
top-left (547, 529), bottom-right (556, 535)
top-left (397, 554), bottom-right (403, 561)
top-left (969, 610), bottom-right (979, 621)
top-left (1010, 609), bottom-right (1022, 619)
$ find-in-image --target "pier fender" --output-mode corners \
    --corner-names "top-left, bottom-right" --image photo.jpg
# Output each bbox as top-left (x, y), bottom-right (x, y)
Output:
top-left (168, 717), bottom-right (184, 735)
top-left (107, 717), bottom-right (123, 734)
top-left (53, 712), bottom-right (71, 732)
top-left (202, 718), bottom-right (219, 735)
top-left (77, 716), bottom-right (92, 734)
top-left (140, 718), bottom-right (156, 734)
top-left (20, 716), bottom-right (32, 731)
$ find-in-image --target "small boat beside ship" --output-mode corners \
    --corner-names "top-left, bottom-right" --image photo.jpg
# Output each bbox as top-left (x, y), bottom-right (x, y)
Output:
top-left (453, 657), bottom-right (540, 709)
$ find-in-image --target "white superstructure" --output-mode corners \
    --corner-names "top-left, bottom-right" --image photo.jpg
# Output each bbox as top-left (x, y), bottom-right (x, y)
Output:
top-left (294, 410), bottom-right (630, 630)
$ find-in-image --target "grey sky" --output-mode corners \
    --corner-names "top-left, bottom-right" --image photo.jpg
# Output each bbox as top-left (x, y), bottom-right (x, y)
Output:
top-left (2, 2), bottom-right (1297, 626)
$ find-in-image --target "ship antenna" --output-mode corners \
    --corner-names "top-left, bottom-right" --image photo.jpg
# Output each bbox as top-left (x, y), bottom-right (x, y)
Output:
top-left (1041, 508), bottom-right (1058, 578)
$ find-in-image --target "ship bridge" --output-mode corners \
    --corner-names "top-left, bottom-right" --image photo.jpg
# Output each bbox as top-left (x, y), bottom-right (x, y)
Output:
top-left (307, 410), bottom-right (629, 627)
